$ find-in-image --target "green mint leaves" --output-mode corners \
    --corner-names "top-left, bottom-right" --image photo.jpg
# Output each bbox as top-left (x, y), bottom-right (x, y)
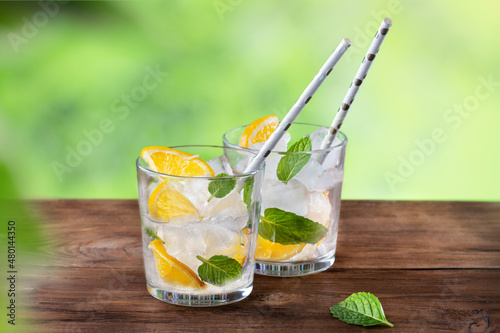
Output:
top-left (207, 173), bottom-right (236, 202)
top-left (243, 177), bottom-right (255, 228)
top-left (330, 292), bottom-right (394, 327)
top-left (142, 223), bottom-right (164, 243)
top-left (277, 136), bottom-right (312, 184)
top-left (269, 137), bottom-right (327, 245)
top-left (196, 255), bottom-right (243, 286)
top-left (259, 208), bottom-right (327, 245)
top-left (242, 176), bottom-right (254, 208)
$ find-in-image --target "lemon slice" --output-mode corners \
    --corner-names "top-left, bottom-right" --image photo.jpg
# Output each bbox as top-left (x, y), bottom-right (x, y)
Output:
top-left (141, 146), bottom-right (214, 177)
top-left (255, 235), bottom-right (305, 261)
top-left (239, 115), bottom-right (279, 148)
top-left (148, 182), bottom-right (199, 222)
top-left (149, 240), bottom-right (206, 289)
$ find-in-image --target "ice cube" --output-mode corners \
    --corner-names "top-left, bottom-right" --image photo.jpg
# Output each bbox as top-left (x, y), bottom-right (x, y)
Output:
top-left (203, 224), bottom-right (240, 258)
top-left (202, 192), bottom-right (250, 259)
top-left (202, 192), bottom-right (248, 232)
top-left (304, 191), bottom-right (331, 225)
top-left (220, 155), bottom-right (233, 175)
top-left (138, 180), bottom-right (161, 215)
top-left (207, 155), bottom-right (234, 175)
top-left (321, 148), bottom-right (343, 170)
top-left (290, 244), bottom-right (316, 261)
top-left (294, 158), bottom-right (343, 192)
top-left (261, 178), bottom-right (308, 216)
top-left (294, 158), bottom-right (323, 192)
top-left (309, 126), bottom-right (328, 150)
top-left (308, 126), bottom-right (343, 171)
top-left (309, 126), bottom-right (342, 151)
top-left (315, 168), bottom-right (344, 191)
top-left (181, 179), bottom-right (211, 212)
top-left (261, 153), bottom-right (283, 181)
top-left (315, 233), bottom-right (337, 256)
top-left (157, 222), bottom-right (207, 270)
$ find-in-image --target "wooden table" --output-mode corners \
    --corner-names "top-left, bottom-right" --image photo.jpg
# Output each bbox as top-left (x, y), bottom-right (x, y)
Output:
top-left (22, 200), bottom-right (500, 332)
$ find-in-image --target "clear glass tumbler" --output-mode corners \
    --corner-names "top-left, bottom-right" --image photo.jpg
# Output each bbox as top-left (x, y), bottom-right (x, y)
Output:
top-left (137, 145), bottom-right (264, 306)
top-left (223, 123), bottom-right (347, 276)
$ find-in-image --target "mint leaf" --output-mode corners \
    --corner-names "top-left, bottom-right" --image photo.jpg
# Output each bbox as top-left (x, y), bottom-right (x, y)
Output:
top-left (276, 136), bottom-right (312, 184)
top-left (142, 222), bottom-right (164, 243)
top-left (259, 208), bottom-right (327, 245)
top-left (207, 173), bottom-right (236, 202)
top-left (330, 292), bottom-right (394, 327)
top-left (243, 177), bottom-right (255, 228)
top-left (196, 255), bottom-right (243, 286)
top-left (242, 176), bottom-right (254, 208)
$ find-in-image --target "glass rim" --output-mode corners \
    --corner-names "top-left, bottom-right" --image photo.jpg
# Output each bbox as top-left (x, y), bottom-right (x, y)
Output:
top-left (223, 122), bottom-right (347, 154)
top-left (136, 144), bottom-right (265, 180)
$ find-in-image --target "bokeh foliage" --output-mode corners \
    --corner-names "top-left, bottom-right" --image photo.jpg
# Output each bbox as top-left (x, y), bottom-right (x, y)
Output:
top-left (0, 1), bottom-right (499, 201)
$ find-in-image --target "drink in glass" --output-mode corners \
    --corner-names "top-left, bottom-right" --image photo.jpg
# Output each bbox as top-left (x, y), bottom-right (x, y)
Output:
top-left (137, 145), bottom-right (264, 305)
top-left (223, 118), bottom-right (347, 276)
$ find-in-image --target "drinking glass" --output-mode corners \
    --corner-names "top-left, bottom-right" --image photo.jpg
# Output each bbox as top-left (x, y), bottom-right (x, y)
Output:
top-left (223, 124), bottom-right (347, 276)
top-left (137, 145), bottom-right (264, 305)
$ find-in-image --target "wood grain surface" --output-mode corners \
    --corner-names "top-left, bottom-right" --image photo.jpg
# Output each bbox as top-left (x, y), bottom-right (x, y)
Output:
top-left (18, 200), bottom-right (500, 332)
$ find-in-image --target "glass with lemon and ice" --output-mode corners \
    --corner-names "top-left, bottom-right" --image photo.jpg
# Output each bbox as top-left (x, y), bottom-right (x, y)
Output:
top-left (137, 145), bottom-right (263, 306)
top-left (223, 115), bottom-right (347, 276)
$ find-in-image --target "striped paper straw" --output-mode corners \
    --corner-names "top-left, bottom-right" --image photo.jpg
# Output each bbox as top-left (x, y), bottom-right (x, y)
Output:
top-left (318, 17), bottom-right (392, 161)
top-left (244, 37), bottom-right (351, 173)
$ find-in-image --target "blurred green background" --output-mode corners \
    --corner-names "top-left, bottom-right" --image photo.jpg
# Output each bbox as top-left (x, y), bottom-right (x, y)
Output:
top-left (0, 1), bottom-right (499, 201)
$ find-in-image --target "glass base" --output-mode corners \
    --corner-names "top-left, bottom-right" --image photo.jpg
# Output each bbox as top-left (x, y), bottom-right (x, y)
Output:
top-left (146, 283), bottom-right (252, 307)
top-left (255, 256), bottom-right (335, 277)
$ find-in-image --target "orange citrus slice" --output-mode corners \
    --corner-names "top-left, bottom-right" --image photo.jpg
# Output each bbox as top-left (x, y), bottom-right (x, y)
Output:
top-left (255, 235), bottom-right (305, 261)
top-left (149, 240), bottom-right (206, 289)
top-left (239, 115), bottom-right (279, 148)
top-left (141, 146), bottom-right (214, 177)
top-left (148, 182), bottom-right (199, 222)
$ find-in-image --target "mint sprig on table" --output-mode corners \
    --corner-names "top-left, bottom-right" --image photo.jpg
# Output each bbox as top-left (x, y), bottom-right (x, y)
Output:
top-left (196, 255), bottom-right (243, 286)
top-left (259, 208), bottom-right (327, 245)
top-left (277, 136), bottom-right (312, 184)
top-left (330, 292), bottom-right (394, 327)
top-left (207, 173), bottom-right (236, 202)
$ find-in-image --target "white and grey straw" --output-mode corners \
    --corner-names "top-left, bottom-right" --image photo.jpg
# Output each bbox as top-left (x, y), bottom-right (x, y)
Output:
top-left (318, 17), bottom-right (392, 162)
top-left (244, 38), bottom-right (351, 173)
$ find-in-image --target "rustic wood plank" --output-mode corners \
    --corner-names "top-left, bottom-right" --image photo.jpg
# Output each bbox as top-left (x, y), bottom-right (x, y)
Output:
top-left (337, 200), bottom-right (500, 269)
top-left (18, 200), bottom-right (500, 332)
top-left (23, 268), bottom-right (500, 332)
top-left (28, 200), bottom-right (500, 270)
